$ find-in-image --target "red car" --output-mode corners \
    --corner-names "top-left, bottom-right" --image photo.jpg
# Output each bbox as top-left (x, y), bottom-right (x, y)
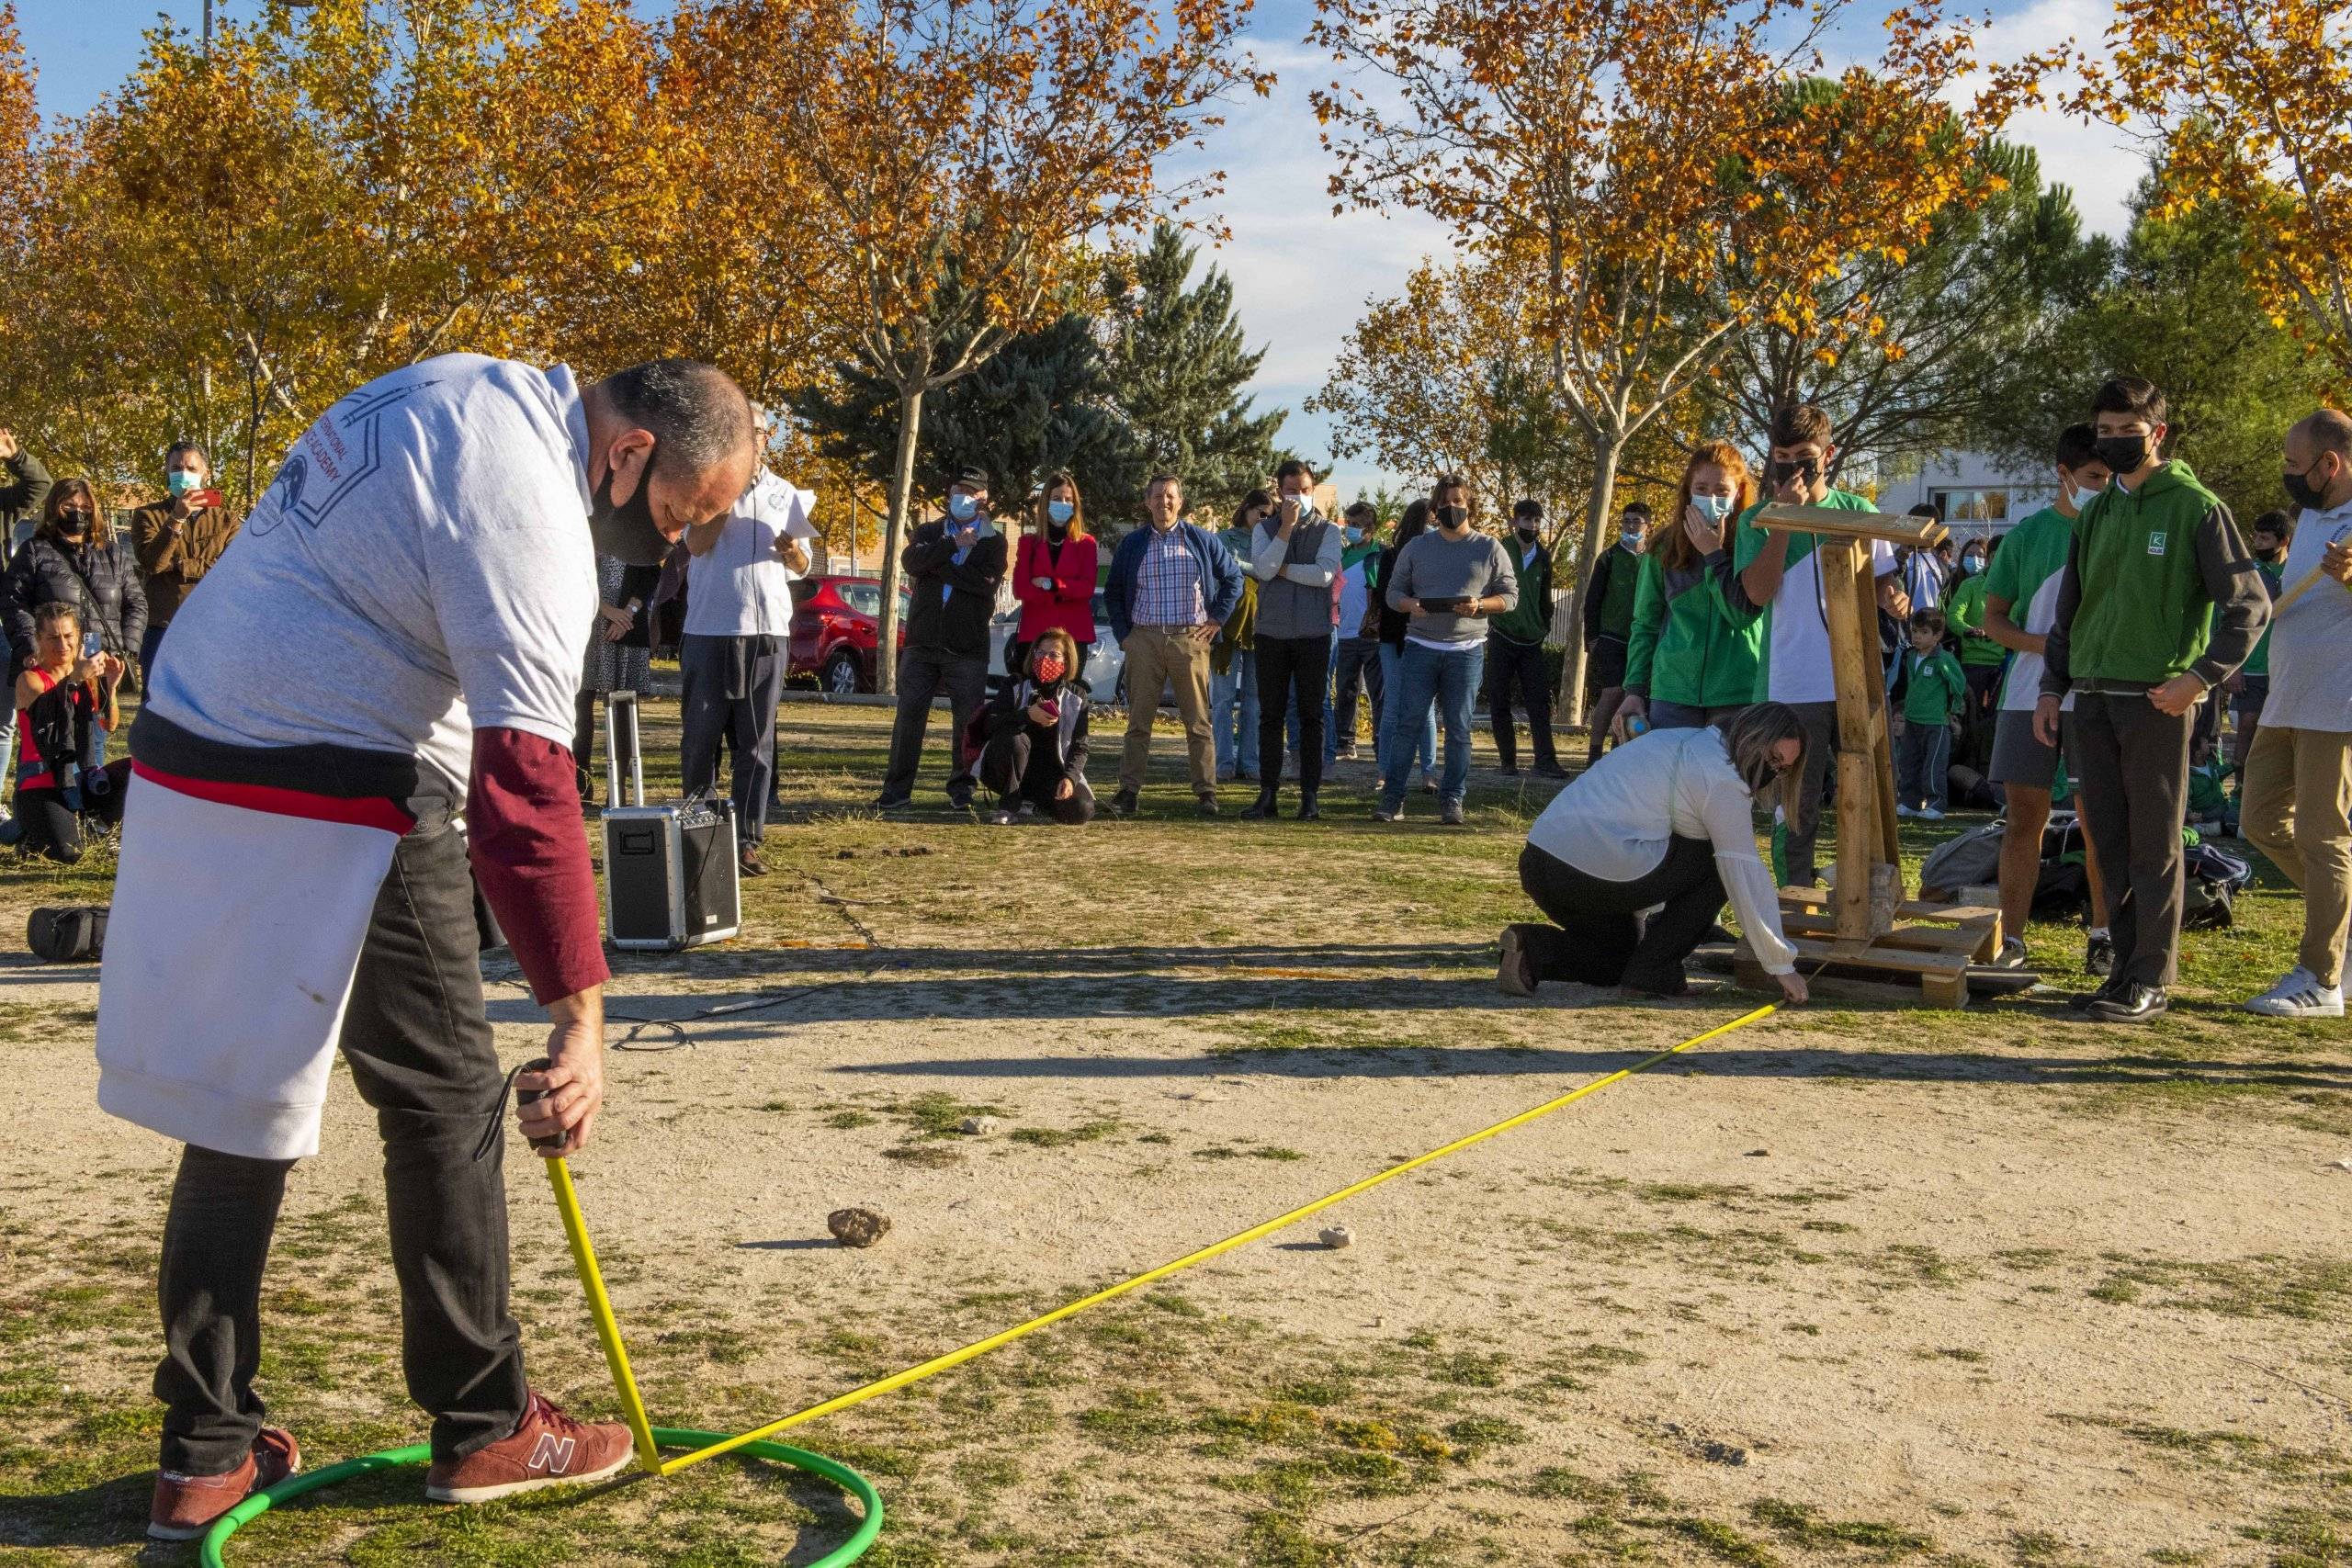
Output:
top-left (787, 575), bottom-right (910, 694)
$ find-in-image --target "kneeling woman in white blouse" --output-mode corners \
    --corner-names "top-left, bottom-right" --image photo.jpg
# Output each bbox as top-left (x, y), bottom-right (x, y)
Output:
top-left (1501, 705), bottom-right (1811, 1004)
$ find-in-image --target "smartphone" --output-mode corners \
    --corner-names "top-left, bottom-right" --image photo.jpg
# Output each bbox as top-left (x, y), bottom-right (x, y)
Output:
top-left (1035, 696), bottom-right (1060, 724)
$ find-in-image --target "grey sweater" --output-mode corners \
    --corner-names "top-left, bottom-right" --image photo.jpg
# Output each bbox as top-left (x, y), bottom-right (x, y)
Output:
top-left (1385, 528), bottom-right (1518, 647)
top-left (1248, 513), bottom-right (1342, 639)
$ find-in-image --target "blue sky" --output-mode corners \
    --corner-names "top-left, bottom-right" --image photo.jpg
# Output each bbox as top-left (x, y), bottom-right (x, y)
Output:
top-left (14, 0), bottom-right (2138, 499)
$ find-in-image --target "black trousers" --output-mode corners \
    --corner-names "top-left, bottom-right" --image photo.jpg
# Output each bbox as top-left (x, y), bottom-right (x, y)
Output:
top-left (979, 727), bottom-right (1096, 823)
top-left (1511, 839), bottom-right (1725, 993)
top-left (681, 633), bottom-right (785, 845)
top-left (882, 646), bottom-right (988, 803)
top-left (155, 815), bottom-right (528, 1473)
top-left (1254, 633), bottom-right (1330, 794)
top-left (1486, 633), bottom-right (1557, 770)
top-left (2066, 692), bottom-right (2192, 987)
top-left (1778, 700), bottom-right (1838, 888)
top-left (10, 760), bottom-right (130, 863)
top-left (1331, 636), bottom-right (1383, 752)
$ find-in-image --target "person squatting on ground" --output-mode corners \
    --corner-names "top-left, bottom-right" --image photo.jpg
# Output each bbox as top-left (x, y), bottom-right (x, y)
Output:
top-left (94, 352), bottom-right (760, 1540)
top-left (1726, 404), bottom-right (1911, 888)
top-left (130, 441), bottom-right (240, 689)
top-left (1487, 499), bottom-right (1566, 778)
top-left (1580, 501), bottom-right (1648, 764)
top-left (2037, 376), bottom-right (2268, 1024)
top-left (1330, 502), bottom-right (1385, 762)
top-left (680, 416), bottom-right (814, 872)
top-left (1617, 440), bottom-right (1765, 742)
top-left (1211, 493), bottom-right (1264, 783)
top-left (978, 626), bottom-right (1096, 825)
top-left (1375, 474), bottom-right (1516, 827)
top-left (1373, 498), bottom-right (1439, 791)
top-left (6, 601), bottom-right (129, 862)
top-left (1243, 458), bottom-right (1341, 820)
top-left (7, 479), bottom-right (142, 808)
top-left (878, 467), bottom-right (1006, 812)
top-left (1008, 471), bottom-right (1098, 682)
top-left (1893, 607), bottom-right (1964, 819)
top-left (2235, 409), bottom-right (2352, 1019)
top-left (1498, 705), bottom-right (1811, 1005)
top-left (1105, 472), bottom-right (1241, 817)
top-left (1984, 423), bottom-right (2115, 973)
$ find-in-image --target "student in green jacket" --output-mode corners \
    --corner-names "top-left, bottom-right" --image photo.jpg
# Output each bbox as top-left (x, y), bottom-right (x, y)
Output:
top-left (2037, 376), bottom-right (2270, 1022)
top-left (1618, 438), bottom-right (1764, 739)
top-left (1487, 499), bottom-right (1566, 776)
top-left (1579, 501), bottom-right (1648, 763)
top-left (1894, 607), bottom-right (1966, 818)
top-left (1942, 535), bottom-right (2007, 767)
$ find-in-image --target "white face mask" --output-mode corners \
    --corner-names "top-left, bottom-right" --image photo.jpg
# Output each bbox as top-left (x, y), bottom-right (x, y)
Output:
top-left (1690, 493), bottom-right (1735, 523)
top-left (1620, 530), bottom-right (1644, 549)
top-left (2064, 479), bottom-right (2102, 513)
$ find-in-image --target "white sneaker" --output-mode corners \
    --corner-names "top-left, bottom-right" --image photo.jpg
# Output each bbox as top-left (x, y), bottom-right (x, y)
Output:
top-left (1917, 807), bottom-right (1945, 821)
top-left (1994, 937), bottom-right (2028, 970)
top-left (2244, 968), bottom-right (2345, 1019)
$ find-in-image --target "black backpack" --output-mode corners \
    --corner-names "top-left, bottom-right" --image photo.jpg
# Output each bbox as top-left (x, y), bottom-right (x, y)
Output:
top-left (28, 905), bottom-right (107, 963)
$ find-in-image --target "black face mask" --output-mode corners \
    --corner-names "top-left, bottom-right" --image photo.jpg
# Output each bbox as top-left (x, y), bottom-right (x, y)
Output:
top-left (589, 457), bottom-right (670, 566)
top-left (1435, 504), bottom-right (1469, 529)
top-left (1514, 524), bottom-right (1540, 540)
top-left (2283, 463), bottom-right (2332, 513)
top-left (2092, 434), bottom-right (2149, 476)
top-left (1769, 457), bottom-right (1820, 488)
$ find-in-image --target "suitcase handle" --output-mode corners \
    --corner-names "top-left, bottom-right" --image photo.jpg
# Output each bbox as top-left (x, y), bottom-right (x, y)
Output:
top-left (606, 690), bottom-right (646, 809)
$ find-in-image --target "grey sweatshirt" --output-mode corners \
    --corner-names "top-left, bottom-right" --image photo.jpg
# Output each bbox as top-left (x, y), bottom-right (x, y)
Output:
top-left (1386, 527), bottom-right (1519, 647)
top-left (1248, 513), bottom-right (1342, 639)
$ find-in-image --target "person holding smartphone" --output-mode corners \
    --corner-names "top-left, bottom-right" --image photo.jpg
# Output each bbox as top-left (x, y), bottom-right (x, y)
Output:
top-left (1374, 474), bottom-right (1516, 825)
top-left (130, 441), bottom-right (241, 688)
top-left (978, 627), bottom-right (1095, 824)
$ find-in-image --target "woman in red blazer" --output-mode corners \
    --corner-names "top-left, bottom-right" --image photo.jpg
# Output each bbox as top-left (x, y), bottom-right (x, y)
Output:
top-left (1009, 470), bottom-right (1099, 682)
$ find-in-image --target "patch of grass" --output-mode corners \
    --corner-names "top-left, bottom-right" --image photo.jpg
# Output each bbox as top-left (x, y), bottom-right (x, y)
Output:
top-left (1442, 1415), bottom-right (1528, 1454)
top-left (1665, 1517), bottom-right (1781, 1568)
top-left (1011, 1120), bottom-right (1121, 1148)
top-left (823, 1110), bottom-right (879, 1130)
top-left (1749, 1498), bottom-right (1934, 1554)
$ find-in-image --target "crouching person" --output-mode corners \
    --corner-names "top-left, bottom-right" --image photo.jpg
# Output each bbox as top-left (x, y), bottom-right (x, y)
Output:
top-left (1497, 705), bottom-right (1811, 1005)
top-left (981, 628), bottom-right (1095, 825)
top-left (7, 602), bottom-right (129, 863)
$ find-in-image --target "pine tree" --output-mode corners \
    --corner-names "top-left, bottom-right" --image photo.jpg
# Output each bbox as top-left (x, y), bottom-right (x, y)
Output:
top-left (1100, 223), bottom-right (1285, 525)
top-left (788, 308), bottom-right (1135, 517)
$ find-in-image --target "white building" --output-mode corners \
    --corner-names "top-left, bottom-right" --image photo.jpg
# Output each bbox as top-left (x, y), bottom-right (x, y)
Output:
top-left (1875, 450), bottom-right (2059, 543)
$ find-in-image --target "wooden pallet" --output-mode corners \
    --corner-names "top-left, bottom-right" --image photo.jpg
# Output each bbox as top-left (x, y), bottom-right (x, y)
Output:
top-left (1736, 887), bottom-right (2005, 1008)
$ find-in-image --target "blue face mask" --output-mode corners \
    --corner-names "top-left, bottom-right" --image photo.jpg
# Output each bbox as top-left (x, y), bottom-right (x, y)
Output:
top-left (166, 469), bottom-right (201, 498)
top-left (1690, 493), bottom-right (1734, 523)
top-left (947, 493), bottom-right (978, 524)
top-left (1046, 500), bottom-right (1075, 525)
top-left (1342, 525), bottom-right (1362, 544)
top-left (1962, 556), bottom-right (1984, 576)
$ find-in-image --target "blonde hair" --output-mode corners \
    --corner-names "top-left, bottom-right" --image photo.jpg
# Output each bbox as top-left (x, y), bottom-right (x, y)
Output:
top-left (1035, 472), bottom-right (1087, 538)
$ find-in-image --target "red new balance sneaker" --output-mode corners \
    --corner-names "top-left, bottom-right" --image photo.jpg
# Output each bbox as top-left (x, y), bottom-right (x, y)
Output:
top-left (423, 1392), bottom-right (633, 1503)
top-left (148, 1427), bottom-right (300, 1540)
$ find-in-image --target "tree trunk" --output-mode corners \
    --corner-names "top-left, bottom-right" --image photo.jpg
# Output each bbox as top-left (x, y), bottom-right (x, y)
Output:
top-left (1551, 436), bottom-right (1624, 729)
top-left (874, 380), bottom-right (925, 697)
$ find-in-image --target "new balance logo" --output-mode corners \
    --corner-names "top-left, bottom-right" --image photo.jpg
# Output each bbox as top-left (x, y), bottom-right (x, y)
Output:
top-left (526, 1433), bottom-right (577, 1474)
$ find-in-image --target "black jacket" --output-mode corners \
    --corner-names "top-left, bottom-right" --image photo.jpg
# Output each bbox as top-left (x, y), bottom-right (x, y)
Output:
top-left (7, 534), bottom-right (148, 671)
top-left (901, 519), bottom-right (1008, 659)
top-left (978, 674), bottom-right (1090, 776)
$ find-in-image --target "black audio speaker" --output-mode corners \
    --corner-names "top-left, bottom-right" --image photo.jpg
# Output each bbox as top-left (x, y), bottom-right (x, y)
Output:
top-left (599, 691), bottom-right (741, 952)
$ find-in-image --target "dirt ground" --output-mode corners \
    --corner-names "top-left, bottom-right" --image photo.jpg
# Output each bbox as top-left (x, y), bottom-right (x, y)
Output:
top-left (4, 699), bottom-right (2349, 1567)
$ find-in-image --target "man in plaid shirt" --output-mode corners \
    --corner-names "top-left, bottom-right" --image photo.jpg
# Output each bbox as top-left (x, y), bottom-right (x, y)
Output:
top-left (1103, 473), bottom-right (1243, 815)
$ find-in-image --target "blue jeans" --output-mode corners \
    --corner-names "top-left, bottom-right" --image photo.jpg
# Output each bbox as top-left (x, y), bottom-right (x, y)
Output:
top-left (1375, 642), bottom-right (1436, 777)
top-left (1382, 641), bottom-right (1485, 809)
top-left (1212, 649), bottom-right (1260, 776)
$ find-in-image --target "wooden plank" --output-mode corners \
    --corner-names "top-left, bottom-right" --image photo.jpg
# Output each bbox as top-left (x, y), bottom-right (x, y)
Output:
top-left (1781, 934), bottom-right (1970, 978)
top-left (1779, 885), bottom-right (1836, 908)
top-left (1782, 911), bottom-right (1990, 955)
top-left (1753, 503), bottom-right (1947, 548)
top-left (1819, 538), bottom-right (1880, 943)
top-left (1856, 545), bottom-right (1903, 870)
top-left (1904, 901), bottom-right (2001, 925)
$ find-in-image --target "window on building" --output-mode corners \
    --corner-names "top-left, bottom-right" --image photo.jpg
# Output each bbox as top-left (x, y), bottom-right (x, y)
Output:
top-left (1930, 488), bottom-right (2012, 524)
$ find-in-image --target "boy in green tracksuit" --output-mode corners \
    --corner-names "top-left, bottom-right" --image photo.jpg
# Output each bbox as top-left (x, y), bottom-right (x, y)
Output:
top-left (1894, 608), bottom-right (1966, 818)
top-left (2038, 376), bottom-right (2270, 1022)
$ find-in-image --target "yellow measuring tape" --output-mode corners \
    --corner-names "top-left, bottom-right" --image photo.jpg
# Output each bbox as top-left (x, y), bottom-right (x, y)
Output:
top-left (537, 999), bottom-right (1780, 1480)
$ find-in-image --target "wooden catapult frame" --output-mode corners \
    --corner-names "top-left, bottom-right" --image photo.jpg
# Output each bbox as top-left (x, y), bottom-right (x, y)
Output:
top-left (1730, 504), bottom-right (2006, 1008)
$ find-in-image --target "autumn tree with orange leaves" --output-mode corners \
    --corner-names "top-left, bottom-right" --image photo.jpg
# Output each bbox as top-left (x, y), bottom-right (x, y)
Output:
top-left (2074, 0), bottom-right (2352, 379)
top-left (1310, 0), bottom-right (2049, 718)
top-left (673, 0), bottom-right (1267, 692)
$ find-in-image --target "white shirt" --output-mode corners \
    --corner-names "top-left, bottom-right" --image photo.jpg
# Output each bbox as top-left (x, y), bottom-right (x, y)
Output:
top-left (1764, 537), bottom-right (1897, 705)
top-left (2265, 496), bottom-right (2352, 733)
top-left (683, 470), bottom-right (817, 637)
top-left (1525, 726), bottom-right (1798, 975)
top-left (148, 353), bottom-right (598, 792)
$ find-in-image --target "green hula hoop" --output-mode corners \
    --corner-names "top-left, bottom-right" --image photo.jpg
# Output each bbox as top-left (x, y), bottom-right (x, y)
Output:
top-left (199, 1427), bottom-right (883, 1567)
